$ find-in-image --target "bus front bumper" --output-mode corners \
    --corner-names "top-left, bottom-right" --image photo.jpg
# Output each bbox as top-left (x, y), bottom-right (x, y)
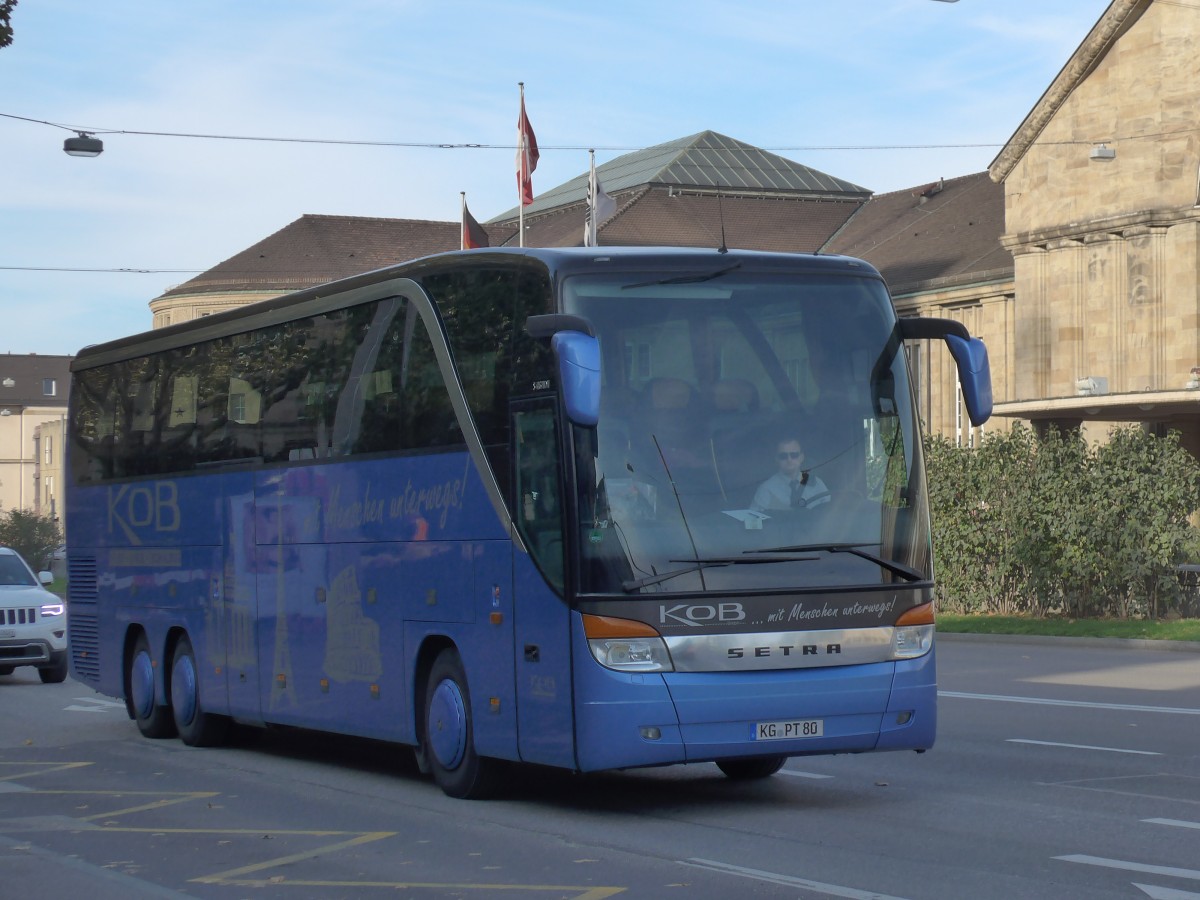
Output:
top-left (573, 648), bottom-right (936, 772)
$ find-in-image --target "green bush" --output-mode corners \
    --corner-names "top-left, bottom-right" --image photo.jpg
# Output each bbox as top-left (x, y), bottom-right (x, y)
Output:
top-left (0, 507), bottom-right (63, 573)
top-left (926, 424), bottom-right (1200, 619)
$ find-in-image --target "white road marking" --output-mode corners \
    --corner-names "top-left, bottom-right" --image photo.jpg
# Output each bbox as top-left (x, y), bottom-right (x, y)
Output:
top-left (1057, 854), bottom-right (1200, 881)
top-left (940, 691), bottom-right (1200, 716)
top-left (1144, 818), bottom-right (1200, 831)
top-left (1007, 738), bottom-right (1161, 756)
top-left (1134, 884), bottom-right (1200, 899)
top-left (683, 858), bottom-right (910, 899)
top-left (64, 696), bottom-right (124, 713)
top-left (780, 770), bottom-right (834, 780)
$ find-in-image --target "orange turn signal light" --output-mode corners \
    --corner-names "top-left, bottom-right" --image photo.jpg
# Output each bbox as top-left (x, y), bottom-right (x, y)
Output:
top-left (895, 602), bottom-right (936, 626)
top-left (582, 614), bottom-right (661, 639)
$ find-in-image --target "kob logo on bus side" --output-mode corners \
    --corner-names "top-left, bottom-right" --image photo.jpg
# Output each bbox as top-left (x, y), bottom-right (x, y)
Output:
top-left (107, 482), bottom-right (181, 544)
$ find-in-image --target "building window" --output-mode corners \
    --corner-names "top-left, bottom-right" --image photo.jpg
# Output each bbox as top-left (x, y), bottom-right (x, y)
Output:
top-left (955, 380), bottom-right (984, 448)
top-left (44, 435), bottom-right (52, 465)
top-left (43, 378), bottom-right (57, 396)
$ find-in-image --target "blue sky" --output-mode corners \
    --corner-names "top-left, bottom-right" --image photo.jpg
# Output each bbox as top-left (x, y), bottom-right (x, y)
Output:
top-left (2, 0), bottom-right (1112, 356)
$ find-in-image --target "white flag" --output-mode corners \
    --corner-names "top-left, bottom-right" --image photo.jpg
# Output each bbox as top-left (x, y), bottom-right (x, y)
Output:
top-left (584, 152), bottom-right (616, 247)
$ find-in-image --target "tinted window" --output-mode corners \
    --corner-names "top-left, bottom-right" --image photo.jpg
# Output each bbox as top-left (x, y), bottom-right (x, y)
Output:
top-left (69, 295), bottom-right (465, 483)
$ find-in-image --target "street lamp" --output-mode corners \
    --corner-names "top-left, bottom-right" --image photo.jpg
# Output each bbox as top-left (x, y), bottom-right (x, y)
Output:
top-left (63, 131), bottom-right (103, 157)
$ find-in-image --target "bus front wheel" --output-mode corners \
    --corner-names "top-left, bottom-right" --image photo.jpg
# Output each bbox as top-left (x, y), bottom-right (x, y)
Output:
top-left (717, 756), bottom-right (787, 780)
top-left (170, 635), bottom-right (229, 747)
top-left (423, 648), bottom-right (502, 799)
top-left (128, 633), bottom-right (176, 739)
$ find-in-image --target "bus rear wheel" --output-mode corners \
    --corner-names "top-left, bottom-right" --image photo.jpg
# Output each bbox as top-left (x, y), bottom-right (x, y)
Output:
top-left (717, 756), bottom-right (787, 780)
top-left (128, 632), bottom-right (176, 739)
top-left (423, 648), bottom-right (502, 799)
top-left (170, 635), bottom-right (229, 747)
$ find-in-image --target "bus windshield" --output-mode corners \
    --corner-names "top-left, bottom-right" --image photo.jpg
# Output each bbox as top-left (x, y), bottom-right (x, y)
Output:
top-left (564, 268), bottom-right (929, 595)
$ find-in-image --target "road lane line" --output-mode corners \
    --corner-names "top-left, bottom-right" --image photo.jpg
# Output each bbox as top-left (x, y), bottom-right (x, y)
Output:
top-left (779, 770), bottom-right (834, 780)
top-left (683, 858), bottom-right (910, 899)
top-left (940, 691), bottom-right (1200, 716)
top-left (1007, 738), bottom-right (1161, 756)
top-left (1144, 818), bottom-right (1200, 831)
top-left (1134, 884), bottom-right (1200, 899)
top-left (1056, 854), bottom-right (1200, 880)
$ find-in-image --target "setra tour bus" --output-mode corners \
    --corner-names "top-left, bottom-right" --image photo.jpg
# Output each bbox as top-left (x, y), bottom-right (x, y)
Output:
top-left (65, 247), bottom-right (991, 798)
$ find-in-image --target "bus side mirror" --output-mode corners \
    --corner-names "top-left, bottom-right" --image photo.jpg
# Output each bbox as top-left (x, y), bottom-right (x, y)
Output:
top-left (551, 331), bottom-right (601, 427)
top-left (945, 334), bottom-right (992, 426)
top-left (897, 317), bottom-right (993, 428)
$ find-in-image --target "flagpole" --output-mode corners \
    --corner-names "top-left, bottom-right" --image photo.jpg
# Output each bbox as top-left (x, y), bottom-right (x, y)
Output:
top-left (460, 192), bottom-right (466, 251)
top-left (518, 82), bottom-right (525, 248)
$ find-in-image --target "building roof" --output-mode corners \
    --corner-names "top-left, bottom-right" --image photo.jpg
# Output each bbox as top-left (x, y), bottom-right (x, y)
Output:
top-left (824, 172), bottom-right (1012, 294)
top-left (0, 354), bottom-right (72, 408)
top-left (516, 187), bottom-right (864, 253)
top-left (491, 130), bottom-right (871, 222)
top-left (157, 214), bottom-right (513, 300)
top-left (154, 134), bottom-right (1010, 312)
top-left (989, 0), bottom-right (1145, 183)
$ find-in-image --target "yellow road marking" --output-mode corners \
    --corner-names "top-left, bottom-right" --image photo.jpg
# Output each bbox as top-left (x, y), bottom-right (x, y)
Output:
top-left (79, 791), bottom-right (220, 820)
top-left (191, 831), bottom-right (395, 883)
top-left (1, 771), bottom-right (628, 897)
top-left (0, 761), bottom-right (92, 781)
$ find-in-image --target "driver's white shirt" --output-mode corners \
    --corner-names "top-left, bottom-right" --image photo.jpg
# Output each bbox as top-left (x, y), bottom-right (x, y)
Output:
top-left (751, 472), bottom-right (830, 512)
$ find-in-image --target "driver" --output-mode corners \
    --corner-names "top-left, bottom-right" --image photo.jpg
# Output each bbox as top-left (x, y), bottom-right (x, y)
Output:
top-left (751, 437), bottom-right (830, 512)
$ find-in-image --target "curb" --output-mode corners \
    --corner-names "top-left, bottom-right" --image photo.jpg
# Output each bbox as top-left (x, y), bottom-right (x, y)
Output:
top-left (937, 631), bottom-right (1200, 653)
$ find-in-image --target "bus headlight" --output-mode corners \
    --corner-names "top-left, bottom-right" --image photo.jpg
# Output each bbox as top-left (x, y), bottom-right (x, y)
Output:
top-left (892, 625), bottom-right (934, 659)
top-left (891, 602), bottom-right (935, 659)
top-left (582, 613), bottom-right (674, 672)
top-left (588, 637), bottom-right (674, 672)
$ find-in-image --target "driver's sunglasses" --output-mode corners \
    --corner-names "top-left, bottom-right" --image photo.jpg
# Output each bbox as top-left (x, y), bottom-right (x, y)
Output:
top-left (777, 451), bottom-right (802, 460)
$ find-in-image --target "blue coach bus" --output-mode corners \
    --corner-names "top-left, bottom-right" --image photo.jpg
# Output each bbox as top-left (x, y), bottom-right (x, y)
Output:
top-left (66, 247), bottom-right (991, 798)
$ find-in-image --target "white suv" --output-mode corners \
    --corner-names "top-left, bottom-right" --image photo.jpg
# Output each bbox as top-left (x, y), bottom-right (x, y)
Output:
top-left (0, 546), bottom-right (69, 683)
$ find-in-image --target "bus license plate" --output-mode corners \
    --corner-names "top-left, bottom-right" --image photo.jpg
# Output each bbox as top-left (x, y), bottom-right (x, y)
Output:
top-left (754, 719), bottom-right (823, 740)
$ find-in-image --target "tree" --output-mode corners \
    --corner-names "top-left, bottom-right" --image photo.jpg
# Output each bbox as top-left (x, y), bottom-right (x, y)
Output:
top-left (1, 1), bottom-right (17, 50)
top-left (0, 507), bottom-right (63, 572)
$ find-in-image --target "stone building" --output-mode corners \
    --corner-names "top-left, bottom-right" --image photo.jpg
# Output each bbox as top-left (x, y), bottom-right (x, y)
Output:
top-left (0, 354), bottom-right (71, 516)
top-left (986, 0), bottom-right (1200, 458)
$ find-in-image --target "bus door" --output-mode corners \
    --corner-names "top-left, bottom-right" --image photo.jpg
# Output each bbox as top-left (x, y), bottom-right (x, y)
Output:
top-left (510, 399), bottom-right (576, 768)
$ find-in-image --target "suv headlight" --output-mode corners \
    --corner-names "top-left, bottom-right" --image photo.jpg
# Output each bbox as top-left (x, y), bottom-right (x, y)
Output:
top-left (40, 601), bottom-right (65, 618)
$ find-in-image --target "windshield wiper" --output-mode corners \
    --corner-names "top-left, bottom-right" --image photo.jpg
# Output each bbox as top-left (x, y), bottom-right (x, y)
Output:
top-left (621, 262), bottom-right (742, 290)
top-left (745, 543), bottom-right (926, 583)
top-left (621, 553), bottom-right (817, 593)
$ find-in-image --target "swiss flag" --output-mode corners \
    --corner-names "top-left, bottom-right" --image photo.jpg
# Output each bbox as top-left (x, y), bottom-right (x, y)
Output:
top-left (515, 94), bottom-right (539, 206)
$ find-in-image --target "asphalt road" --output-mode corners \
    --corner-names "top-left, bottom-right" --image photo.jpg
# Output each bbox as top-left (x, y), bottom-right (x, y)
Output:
top-left (2, 635), bottom-right (1197, 899)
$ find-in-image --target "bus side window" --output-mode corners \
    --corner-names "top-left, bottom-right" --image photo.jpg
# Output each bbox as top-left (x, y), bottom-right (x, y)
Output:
top-left (513, 403), bottom-right (564, 592)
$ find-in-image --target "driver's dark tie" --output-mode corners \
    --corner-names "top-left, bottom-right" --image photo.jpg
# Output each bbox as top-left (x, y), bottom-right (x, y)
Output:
top-left (790, 480), bottom-right (803, 508)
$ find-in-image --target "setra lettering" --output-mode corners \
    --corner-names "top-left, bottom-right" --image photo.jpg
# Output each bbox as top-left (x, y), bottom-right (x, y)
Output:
top-left (728, 644), bottom-right (833, 660)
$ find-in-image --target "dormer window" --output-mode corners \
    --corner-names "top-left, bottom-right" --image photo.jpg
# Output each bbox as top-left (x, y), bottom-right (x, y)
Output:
top-left (43, 378), bottom-right (57, 397)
